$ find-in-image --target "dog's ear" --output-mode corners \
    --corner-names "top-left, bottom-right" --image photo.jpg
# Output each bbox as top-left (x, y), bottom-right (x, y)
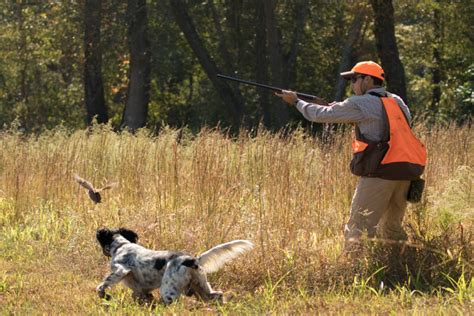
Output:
top-left (181, 258), bottom-right (199, 269)
top-left (96, 228), bottom-right (114, 248)
top-left (118, 228), bottom-right (139, 243)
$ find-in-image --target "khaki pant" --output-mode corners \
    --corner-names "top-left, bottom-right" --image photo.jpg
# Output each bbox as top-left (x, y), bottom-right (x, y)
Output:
top-left (344, 177), bottom-right (410, 243)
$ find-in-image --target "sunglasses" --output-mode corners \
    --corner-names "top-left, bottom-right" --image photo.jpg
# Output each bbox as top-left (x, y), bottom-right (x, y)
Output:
top-left (351, 75), bottom-right (365, 83)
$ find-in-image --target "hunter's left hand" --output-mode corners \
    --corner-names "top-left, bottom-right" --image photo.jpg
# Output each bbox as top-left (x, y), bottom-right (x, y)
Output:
top-left (275, 90), bottom-right (298, 106)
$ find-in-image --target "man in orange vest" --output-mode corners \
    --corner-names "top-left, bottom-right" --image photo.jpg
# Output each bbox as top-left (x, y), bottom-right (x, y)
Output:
top-left (276, 61), bottom-right (425, 249)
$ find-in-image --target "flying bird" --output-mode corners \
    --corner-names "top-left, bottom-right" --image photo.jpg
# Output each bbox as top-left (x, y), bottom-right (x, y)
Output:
top-left (74, 174), bottom-right (117, 204)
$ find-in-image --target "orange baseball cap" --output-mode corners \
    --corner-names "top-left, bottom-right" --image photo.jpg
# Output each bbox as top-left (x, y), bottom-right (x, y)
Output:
top-left (340, 61), bottom-right (385, 81)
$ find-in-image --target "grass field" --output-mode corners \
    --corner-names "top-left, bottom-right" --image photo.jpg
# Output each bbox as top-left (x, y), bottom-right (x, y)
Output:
top-left (0, 124), bottom-right (472, 314)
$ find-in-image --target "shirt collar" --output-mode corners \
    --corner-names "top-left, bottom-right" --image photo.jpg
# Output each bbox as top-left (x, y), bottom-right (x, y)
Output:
top-left (366, 87), bottom-right (386, 94)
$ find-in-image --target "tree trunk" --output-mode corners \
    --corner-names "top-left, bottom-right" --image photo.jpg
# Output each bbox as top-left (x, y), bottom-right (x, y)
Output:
top-left (121, 0), bottom-right (151, 131)
top-left (169, 0), bottom-right (243, 130)
top-left (284, 0), bottom-right (308, 86)
top-left (255, 1), bottom-right (271, 127)
top-left (263, 0), bottom-right (289, 129)
top-left (370, 0), bottom-right (407, 102)
top-left (263, 1), bottom-right (308, 129)
top-left (223, 0), bottom-right (244, 71)
top-left (430, 1), bottom-right (442, 116)
top-left (207, 0), bottom-right (247, 126)
top-left (15, 2), bottom-right (28, 104)
top-left (208, 0), bottom-right (233, 73)
top-left (333, 6), bottom-right (367, 101)
top-left (84, 0), bottom-right (108, 124)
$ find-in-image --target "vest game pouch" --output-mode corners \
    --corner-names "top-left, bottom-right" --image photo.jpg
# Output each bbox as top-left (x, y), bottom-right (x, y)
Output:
top-left (350, 138), bottom-right (389, 177)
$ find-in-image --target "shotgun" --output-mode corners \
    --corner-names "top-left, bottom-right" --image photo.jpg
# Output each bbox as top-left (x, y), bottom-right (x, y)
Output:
top-left (217, 74), bottom-right (327, 104)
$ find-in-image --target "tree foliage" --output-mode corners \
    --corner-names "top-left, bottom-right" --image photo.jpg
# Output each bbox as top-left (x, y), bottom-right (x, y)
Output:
top-left (0, 0), bottom-right (471, 132)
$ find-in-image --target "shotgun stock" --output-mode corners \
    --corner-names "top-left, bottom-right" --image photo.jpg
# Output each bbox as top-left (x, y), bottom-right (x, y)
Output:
top-left (217, 74), bottom-right (327, 104)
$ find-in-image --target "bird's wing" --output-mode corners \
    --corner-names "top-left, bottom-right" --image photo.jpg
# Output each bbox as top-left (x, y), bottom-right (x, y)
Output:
top-left (74, 174), bottom-right (95, 191)
top-left (97, 182), bottom-right (118, 192)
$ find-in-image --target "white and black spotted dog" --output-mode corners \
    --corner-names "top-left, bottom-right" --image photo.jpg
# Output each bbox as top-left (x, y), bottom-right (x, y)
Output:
top-left (96, 227), bottom-right (253, 304)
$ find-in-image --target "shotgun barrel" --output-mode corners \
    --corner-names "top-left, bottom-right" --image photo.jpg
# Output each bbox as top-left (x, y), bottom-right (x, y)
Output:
top-left (217, 74), bottom-right (323, 101)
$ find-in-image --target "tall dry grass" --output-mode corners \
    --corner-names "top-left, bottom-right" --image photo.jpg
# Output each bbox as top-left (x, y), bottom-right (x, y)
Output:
top-left (0, 124), bottom-right (472, 313)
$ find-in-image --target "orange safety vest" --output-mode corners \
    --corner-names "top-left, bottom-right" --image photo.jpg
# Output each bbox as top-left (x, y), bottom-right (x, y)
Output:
top-left (350, 92), bottom-right (427, 180)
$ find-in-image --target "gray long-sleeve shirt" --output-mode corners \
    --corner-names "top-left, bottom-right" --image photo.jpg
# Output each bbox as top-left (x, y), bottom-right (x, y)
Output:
top-left (295, 87), bottom-right (411, 142)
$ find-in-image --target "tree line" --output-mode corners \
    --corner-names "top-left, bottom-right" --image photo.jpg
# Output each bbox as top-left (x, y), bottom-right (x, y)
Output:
top-left (0, 0), bottom-right (472, 133)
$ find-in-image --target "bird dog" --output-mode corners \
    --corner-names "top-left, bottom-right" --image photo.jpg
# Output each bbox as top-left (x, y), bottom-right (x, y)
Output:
top-left (96, 227), bottom-right (253, 304)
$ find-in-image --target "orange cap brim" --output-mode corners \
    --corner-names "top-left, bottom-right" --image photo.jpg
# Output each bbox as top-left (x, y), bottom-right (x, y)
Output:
top-left (340, 71), bottom-right (356, 80)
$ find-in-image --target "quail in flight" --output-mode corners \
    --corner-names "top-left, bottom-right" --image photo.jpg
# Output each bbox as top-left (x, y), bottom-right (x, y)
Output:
top-left (74, 174), bottom-right (117, 204)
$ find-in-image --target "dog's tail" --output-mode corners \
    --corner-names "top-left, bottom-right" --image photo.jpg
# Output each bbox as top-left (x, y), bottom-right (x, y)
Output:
top-left (197, 240), bottom-right (254, 274)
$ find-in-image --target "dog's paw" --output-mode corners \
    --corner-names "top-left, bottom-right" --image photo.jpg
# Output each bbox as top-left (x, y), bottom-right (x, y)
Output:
top-left (96, 284), bottom-right (108, 299)
top-left (185, 287), bottom-right (195, 297)
top-left (161, 296), bottom-right (176, 305)
top-left (210, 291), bottom-right (223, 303)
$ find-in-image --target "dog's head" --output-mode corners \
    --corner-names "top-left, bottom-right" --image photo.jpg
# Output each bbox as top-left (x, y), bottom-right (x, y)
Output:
top-left (96, 227), bottom-right (139, 257)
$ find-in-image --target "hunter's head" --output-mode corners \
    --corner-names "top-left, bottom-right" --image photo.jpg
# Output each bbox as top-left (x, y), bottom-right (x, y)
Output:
top-left (341, 61), bottom-right (384, 95)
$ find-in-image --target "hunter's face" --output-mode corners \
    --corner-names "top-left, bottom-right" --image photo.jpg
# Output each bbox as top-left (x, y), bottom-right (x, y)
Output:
top-left (351, 75), bottom-right (366, 95)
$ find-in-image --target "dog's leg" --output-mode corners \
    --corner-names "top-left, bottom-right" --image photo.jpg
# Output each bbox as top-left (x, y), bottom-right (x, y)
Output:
top-left (190, 270), bottom-right (223, 302)
top-left (120, 274), bottom-right (155, 304)
top-left (159, 263), bottom-right (192, 304)
top-left (96, 264), bottom-right (130, 298)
